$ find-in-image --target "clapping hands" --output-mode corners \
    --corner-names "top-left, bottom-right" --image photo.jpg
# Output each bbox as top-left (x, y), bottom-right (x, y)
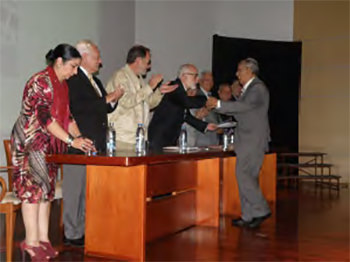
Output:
top-left (149, 74), bottom-right (164, 89)
top-left (106, 85), bottom-right (124, 103)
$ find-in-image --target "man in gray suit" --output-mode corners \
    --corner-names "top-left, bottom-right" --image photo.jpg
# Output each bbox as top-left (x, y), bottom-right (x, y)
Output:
top-left (207, 58), bottom-right (271, 228)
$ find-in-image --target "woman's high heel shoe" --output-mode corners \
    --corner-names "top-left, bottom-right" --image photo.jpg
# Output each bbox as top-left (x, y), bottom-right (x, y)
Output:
top-left (39, 241), bottom-right (59, 258)
top-left (20, 241), bottom-right (48, 262)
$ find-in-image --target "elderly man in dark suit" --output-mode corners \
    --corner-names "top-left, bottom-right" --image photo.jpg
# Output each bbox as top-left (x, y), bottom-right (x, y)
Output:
top-left (63, 40), bottom-right (123, 246)
top-left (207, 58), bottom-right (271, 228)
top-left (148, 64), bottom-right (217, 150)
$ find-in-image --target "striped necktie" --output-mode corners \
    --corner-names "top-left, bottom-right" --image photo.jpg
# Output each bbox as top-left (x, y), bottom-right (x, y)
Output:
top-left (88, 74), bottom-right (102, 97)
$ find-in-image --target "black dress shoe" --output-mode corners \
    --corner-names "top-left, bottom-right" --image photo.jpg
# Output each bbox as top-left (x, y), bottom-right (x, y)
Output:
top-left (232, 218), bottom-right (252, 227)
top-left (63, 235), bottom-right (85, 247)
top-left (248, 213), bottom-right (271, 228)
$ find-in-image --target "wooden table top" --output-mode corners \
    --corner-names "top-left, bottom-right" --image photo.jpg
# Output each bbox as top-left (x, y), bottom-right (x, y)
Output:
top-left (47, 147), bottom-right (236, 167)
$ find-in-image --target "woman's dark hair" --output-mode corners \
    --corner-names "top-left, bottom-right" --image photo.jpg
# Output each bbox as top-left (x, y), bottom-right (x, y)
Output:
top-left (45, 44), bottom-right (81, 66)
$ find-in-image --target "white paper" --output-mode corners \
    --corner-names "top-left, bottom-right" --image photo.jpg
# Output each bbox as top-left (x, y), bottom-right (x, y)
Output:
top-left (163, 146), bottom-right (179, 151)
top-left (163, 146), bottom-right (200, 152)
top-left (217, 121), bottom-right (237, 128)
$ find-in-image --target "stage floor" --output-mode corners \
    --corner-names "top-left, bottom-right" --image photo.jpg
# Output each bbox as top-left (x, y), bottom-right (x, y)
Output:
top-left (1, 183), bottom-right (349, 261)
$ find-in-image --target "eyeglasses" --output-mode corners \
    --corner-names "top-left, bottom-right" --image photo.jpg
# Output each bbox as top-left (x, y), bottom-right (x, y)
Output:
top-left (184, 72), bottom-right (198, 77)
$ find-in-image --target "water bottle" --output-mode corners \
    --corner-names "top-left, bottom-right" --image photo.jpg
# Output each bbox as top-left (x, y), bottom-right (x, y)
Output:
top-left (106, 123), bottom-right (116, 156)
top-left (135, 123), bottom-right (145, 153)
top-left (229, 133), bottom-right (235, 144)
top-left (223, 132), bottom-right (229, 151)
top-left (178, 124), bottom-right (187, 153)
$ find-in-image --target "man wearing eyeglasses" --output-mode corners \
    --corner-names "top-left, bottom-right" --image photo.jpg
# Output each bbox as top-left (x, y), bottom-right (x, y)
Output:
top-left (148, 64), bottom-right (217, 150)
top-left (106, 45), bottom-right (177, 149)
top-left (206, 58), bottom-right (271, 229)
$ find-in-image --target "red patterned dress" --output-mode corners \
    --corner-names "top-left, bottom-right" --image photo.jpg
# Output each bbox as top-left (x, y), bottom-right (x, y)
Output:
top-left (11, 66), bottom-right (72, 203)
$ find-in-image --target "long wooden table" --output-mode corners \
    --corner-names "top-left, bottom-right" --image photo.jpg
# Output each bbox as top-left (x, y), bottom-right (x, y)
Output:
top-left (47, 149), bottom-right (276, 261)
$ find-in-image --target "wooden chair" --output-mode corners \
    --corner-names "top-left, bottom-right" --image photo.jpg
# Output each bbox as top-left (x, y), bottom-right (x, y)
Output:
top-left (1, 140), bottom-right (64, 261)
top-left (0, 140), bottom-right (21, 262)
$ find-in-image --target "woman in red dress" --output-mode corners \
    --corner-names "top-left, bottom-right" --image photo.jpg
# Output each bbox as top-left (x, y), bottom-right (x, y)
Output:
top-left (11, 44), bottom-right (95, 261)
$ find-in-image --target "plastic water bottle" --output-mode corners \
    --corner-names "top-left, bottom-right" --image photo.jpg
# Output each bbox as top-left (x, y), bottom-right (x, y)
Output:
top-left (229, 133), bottom-right (235, 144)
top-left (106, 123), bottom-right (116, 156)
top-left (135, 123), bottom-right (145, 153)
top-left (178, 124), bottom-right (187, 153)
top-left (223, 132), bottom-right (229, 151)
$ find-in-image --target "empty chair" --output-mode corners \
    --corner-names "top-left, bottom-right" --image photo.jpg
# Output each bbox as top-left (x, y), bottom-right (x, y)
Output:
top-left (0, 140), bottom-right (21, 262)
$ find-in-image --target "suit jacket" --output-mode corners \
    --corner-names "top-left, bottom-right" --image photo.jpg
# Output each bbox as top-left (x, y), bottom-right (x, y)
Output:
top-left (148, 78), bottom-right (208, 149)
top-left (215, 77), bottom-right (270, 154)
top-left (105, 64), bottom-right (163, 144)
top-left (67, 68), bottom-right (115, 153)
top-left (189, 87), bottom-right (219, 146)
top-left (217, 96), bottom-right (237, 142)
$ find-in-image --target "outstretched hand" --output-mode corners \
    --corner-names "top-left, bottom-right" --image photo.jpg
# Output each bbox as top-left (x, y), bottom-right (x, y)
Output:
top-left (206, 123), bottom-right (218, 131)
top-left (206, 97), bottom-right (218, 110)
top-left (160, 81), bottom-right (178, 94)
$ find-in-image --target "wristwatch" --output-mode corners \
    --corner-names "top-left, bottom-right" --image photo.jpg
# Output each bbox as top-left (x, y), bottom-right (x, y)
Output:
top-left (66, 134), bottom-right (74, 147)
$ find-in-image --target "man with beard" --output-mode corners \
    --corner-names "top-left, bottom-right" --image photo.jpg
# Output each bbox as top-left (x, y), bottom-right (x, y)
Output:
top-left (106, 45), bottom-right (177, 150)
top-left (148, 64), bottom-right (217, 150)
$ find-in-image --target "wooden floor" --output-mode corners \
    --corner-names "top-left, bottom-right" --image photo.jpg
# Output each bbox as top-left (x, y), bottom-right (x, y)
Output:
top-left (1, 183), bottom-right (349, 261)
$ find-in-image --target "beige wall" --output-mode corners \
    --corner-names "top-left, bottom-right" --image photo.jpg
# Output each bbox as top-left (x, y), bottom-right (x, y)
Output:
top-left (294, 1), bottom-right (349, 183)
top-left (135, 0), bottom-right (294, 80)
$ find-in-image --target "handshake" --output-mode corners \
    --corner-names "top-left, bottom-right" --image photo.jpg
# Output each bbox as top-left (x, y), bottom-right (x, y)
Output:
top-left (193, 97), bottom-right (220, 132)
top-left (203, 97), bottom-right (219, 132)
top-left (205, 96), bottom-right (219, 110)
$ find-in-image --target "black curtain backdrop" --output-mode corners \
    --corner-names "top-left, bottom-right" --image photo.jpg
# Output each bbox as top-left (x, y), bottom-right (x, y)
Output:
top-left (212, 34), bottom-right (302, 152)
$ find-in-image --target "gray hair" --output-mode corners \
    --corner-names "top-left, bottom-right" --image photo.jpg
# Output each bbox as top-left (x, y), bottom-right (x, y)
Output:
top-left (177, 64), bottom-right (196, 77)
top-left (240, 57), bottom-right (259, 75)
top-left (76, 39), bottom-right (96, 55)
top-left (200, 70), bottom-right (212, 79)
top-left (218, 83), bottom-right (231, 92)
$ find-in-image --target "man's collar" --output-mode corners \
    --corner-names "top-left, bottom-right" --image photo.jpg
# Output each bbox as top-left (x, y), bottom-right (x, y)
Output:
top-left (125, 64), bottom-right (140, 78)
top-left (200, 86), bottom-right (211, 97)
top-left (242, 77), bottom-right (255, 92)
top-left (79, 66), bottom-right (89, 77)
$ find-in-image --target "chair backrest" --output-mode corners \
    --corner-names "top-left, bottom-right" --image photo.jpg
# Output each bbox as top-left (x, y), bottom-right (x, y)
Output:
top-left (0, 176), bottom-right (7, 202)
top-left (3, 140), bottom-right (13, 191)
